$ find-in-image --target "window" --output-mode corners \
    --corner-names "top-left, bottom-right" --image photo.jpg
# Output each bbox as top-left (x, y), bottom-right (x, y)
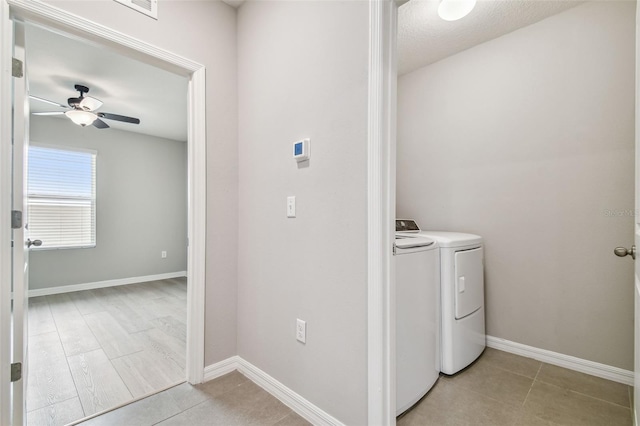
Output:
top-left (27, 145), bottom-right (96, 249)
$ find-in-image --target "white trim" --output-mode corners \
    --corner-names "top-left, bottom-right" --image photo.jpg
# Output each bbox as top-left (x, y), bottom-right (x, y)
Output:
top-left (367, 1), bottom-right (397, 424)
top-left (486, 336), bottom-right (634, 386)
top-left (3, 3), bottom-right (207, 420)
top-left (0, 2), bottom-right (14, 423)
top-left (6, 0), bottom-right (200, 75)
top-left (30, 141), bottom-right (97, 155)
top-left (203, 356), bottom-right (241, 382)
top-left (185, 67), bottom-right (206, 385)
top-left (27, 271), bottom-right (187, 297)
top-left (202, 357), bottom-right (345, 425)
top-left (236, 358), bottom-right (345, 426)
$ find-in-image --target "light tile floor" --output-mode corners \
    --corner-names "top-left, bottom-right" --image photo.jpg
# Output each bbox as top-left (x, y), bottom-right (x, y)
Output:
top-left (26, 278), bottom-right (187, 426)
top-left (398, 348), bottom-right (632, 426)
top-left (74, 347), bottom-right (631, 426)
top-left (77, 371), bottom-right (309, 426)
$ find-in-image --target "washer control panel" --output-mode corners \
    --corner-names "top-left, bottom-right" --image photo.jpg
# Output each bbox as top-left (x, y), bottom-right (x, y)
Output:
top-left (396, 219), bottom-right (421, 233)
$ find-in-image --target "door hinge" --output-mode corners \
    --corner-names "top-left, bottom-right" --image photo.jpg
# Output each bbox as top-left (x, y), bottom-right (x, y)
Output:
top-left (10, 362), bottom-right (21, 382)
top-left (12, 58), bottom-right (23, 78)
top-left (11, 210), bottom-right (22, 229)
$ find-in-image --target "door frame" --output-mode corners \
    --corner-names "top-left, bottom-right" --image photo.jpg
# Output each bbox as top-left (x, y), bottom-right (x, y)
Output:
top-left (367, 0), bottom-right (398, 424)
top-left (634, 1), bottom-right (639, 424)
top-left (0, 0), bottom-right (207, 421)
top-left (0, 1), bottom-right (14, 424)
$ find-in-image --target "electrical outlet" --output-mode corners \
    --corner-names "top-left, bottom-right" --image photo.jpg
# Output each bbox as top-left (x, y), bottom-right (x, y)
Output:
top-left (161, 251), bottom-right (167, 258)
top-left (296, 319), bottom-right (306, 343)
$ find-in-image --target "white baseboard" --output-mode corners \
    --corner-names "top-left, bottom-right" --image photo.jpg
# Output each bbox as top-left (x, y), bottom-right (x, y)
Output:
top-left (28, 271), bottom-right (187, 297)
top-left (203, 356), bottom-right (241, 382)
top-left (486, 335), bottom-right (634, 386)
top-left (203, 357), bottom-right (344, 426)
top-left (237, 358), bottom-right (345, 426)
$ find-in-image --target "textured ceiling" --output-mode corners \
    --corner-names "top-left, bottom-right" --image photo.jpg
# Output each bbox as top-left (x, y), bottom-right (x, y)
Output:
top-left (399, 0), bottom-right (583, 75)
top-left (26, 24), bottom-right (188, 142)
top-left (25, 1), bottom-right (582, 137)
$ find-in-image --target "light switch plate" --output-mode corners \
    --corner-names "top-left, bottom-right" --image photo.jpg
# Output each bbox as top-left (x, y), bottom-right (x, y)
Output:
top-left (296, 319), bottom-right (306, 343)
top-left (287, 196), bottom-right (296, 218)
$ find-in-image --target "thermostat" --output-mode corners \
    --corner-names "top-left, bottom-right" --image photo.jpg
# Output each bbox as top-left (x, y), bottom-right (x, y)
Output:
top-left (293, 138), bottom-right (310, 162)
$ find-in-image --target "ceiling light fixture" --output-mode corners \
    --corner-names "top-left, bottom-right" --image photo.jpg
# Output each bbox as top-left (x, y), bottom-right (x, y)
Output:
top-left (438, 0), bottom-right (476, 21)
top-left (79, 96), bottom-right (103, 111)
top-left (65, 110), bottom-right (97, 127)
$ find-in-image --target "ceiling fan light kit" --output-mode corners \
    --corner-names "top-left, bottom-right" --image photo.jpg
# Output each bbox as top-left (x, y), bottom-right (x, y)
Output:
top-left (65, 110), bottom-right (97, 126)
top-left (31, 84), bottom-right (140, 130)
top-left (438, 0), bottom-right (477, 21)
top-left (79, 96), bottom-right (103, 112)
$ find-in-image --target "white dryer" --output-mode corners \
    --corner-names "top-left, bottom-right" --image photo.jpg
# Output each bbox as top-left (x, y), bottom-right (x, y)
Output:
top-left (397, 220), bottom-right (485, 375)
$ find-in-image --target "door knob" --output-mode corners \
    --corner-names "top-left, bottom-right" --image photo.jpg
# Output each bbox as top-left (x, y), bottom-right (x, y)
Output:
top-left (614, 245), bottom-right (636, 260)
top-left (26, 239), bottom-right (42, 248)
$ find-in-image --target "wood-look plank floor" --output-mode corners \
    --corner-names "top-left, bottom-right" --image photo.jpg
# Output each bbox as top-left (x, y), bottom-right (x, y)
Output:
top-left (26, 278), bottom-right (187, 426)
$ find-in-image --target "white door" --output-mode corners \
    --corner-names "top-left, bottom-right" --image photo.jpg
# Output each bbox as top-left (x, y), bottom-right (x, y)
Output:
top-left (10, 20), bottom-right (30, 426)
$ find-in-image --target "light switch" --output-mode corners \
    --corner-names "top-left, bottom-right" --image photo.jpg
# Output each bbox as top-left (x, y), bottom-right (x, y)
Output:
top-left (287, 196), bottom-right (296, 218)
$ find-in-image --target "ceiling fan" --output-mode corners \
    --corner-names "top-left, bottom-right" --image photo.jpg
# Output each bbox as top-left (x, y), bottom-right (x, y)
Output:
top-left (30, 84), bottom-right (140, 129)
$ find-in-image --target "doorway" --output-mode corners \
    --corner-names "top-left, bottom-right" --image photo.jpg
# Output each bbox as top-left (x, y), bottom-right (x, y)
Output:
top-left (25, 22), bottom-right (190, 424)
top-left (1, 2), bottom-right (207, 424)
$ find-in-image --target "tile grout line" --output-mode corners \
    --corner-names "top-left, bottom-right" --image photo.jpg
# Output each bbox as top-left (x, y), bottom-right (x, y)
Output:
top-left (150, 372), bottom-right (250, 425)
top-left (521, 362), bottom-right (543, 408)
top-left (31, 279), bottom-right (187, 425)
top-left (25, 393), bottom-right (81, 414)
top-left (43, 295), bottom-right (87, 419)
top-left (533, 374), bottom-right (633, 410)
top-left (270, 410), bottom-right (296, 425)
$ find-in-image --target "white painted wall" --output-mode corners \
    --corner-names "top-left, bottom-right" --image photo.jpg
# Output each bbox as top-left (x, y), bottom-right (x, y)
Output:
top-left (237, 1), bottom-right (369, 423)
top-left (397, 1), bottom-right (635, 369)
top-left (43, 0), bottom-right (238, 365)
top-left (28, 116), bottom-right (187, 289)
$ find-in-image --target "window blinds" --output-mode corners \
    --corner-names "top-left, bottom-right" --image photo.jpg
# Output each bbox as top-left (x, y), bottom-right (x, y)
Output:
top-left (27, 146), bottom-right (96, 249)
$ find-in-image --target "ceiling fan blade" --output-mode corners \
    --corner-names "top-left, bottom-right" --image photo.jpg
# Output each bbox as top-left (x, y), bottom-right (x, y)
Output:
top-left (32, 111), bottom-right (65, 116)
top-left (92, 118), bottom-right (110, 129)
top-left (97, 112), bottom-right (140, 124)
top-left (29, 95), bottom-right (69, 109)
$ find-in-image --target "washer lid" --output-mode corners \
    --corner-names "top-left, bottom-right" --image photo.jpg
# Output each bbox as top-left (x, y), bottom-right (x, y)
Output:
top-left (394, 235), bottom-right (435, 249)
top-left (416, 231), bottom-right (482, 248)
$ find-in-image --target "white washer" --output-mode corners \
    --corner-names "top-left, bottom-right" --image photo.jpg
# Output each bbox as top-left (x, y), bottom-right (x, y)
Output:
top-left (394, 234), bottom-right (440, 415)
top-left (397, 220), bottom-right (485, 375)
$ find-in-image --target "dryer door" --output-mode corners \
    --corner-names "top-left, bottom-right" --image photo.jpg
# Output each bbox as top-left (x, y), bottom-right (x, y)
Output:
top-left (454, 247), bottom-right (484, 319)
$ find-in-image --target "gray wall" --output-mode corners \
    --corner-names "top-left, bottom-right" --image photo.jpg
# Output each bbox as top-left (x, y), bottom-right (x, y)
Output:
top-left (397, 1), bottom-right (635, 370)
top-left (237, 2), bottom-right (369, 424)
top-left (29, 116), bottom-right (187, 289)
top-left (44, 0), bottom-right (239, 365)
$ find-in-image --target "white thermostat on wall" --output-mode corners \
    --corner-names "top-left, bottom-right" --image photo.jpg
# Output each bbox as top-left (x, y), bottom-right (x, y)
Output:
top-left (293, 138), bottom-right (310, 162)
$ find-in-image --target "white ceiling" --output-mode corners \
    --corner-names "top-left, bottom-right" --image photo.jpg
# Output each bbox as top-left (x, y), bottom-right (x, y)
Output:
top-left (25, 1), bottom-right (582, 138)
top-left (398, 0), bottom-right (582, 75)
top-left (26, 24), bottom-right (188, 142)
